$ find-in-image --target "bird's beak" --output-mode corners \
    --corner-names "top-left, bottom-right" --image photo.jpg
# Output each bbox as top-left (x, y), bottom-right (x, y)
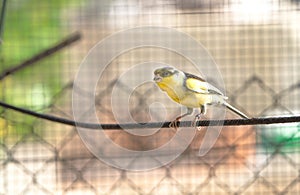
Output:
top-left (153, 75), bottom-right (162, 82)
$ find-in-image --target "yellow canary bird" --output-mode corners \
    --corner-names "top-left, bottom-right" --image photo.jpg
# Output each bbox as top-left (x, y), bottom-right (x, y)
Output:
top-left (153, 66), bottom-right (248, 129)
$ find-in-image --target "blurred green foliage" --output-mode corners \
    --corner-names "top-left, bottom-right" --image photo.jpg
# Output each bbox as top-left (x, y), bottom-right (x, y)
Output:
top-left (0, 0), bottom-right (85, 137)
top-left (259, 123), bottom-right (300, 152)
top-left (1, 0), bottom-right (83, 66)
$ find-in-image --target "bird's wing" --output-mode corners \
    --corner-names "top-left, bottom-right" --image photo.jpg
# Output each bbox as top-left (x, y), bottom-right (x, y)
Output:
top-left (185, 73), bottom-right (224, 96)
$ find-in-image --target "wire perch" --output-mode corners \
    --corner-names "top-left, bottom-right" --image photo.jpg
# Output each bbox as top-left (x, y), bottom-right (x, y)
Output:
top-left (0, 101), bottom-right (299, 130)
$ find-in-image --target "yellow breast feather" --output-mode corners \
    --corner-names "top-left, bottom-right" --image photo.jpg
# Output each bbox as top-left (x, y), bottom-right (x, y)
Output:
top-left (156, 82), bottom-right (181, 103)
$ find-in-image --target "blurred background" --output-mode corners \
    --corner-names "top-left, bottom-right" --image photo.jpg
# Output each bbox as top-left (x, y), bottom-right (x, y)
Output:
top-left (0, 0), bottom-right (300, 194)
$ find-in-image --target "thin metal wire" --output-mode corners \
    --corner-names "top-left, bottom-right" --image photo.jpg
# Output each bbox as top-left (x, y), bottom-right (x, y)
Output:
top-left (0, 100), bottom-right (299, 129)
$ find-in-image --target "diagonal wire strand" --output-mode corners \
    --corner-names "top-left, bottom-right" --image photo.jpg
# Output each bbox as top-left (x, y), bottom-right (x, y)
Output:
top-left (0, 32), bottom-right (81, 80)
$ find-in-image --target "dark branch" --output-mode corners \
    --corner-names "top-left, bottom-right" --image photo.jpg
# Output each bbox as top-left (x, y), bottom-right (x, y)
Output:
top-left (0, 32), bottom-right (81, 80)
top-left (0, 101), bottom-right (299, 130)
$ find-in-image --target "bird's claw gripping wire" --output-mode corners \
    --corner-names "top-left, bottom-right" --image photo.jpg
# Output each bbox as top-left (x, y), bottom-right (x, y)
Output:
top-left (192, 114), bottom-right (202, 131)
top-left (169, 108), bottom-right (194, 130)
top-left (169, 117), bottom-right (181, 130)
top-left (170, 113), bottom-right (202, 131)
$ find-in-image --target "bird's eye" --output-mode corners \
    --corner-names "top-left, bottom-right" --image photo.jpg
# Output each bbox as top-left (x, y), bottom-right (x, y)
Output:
top-left (162, 72), bottom-right (170, 77)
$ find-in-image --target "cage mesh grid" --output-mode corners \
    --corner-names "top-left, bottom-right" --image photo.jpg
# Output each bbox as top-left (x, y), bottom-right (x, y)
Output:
top-left (0, 0), bottom-right (300, 194)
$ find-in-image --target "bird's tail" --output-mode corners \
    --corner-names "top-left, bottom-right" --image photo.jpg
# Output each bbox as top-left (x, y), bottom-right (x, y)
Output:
top-left (224, 102), bottom-right (249, 119)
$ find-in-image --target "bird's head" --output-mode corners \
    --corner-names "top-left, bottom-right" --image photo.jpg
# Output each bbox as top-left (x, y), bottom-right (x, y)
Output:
top-left (153, 67), bottom-right (182, 82)
top-left (153, 66), bottom-right (185, 89)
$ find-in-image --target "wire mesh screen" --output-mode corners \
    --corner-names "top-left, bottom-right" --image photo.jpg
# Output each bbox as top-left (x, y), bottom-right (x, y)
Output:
top-left (1, 0), bottom-right (300, 194)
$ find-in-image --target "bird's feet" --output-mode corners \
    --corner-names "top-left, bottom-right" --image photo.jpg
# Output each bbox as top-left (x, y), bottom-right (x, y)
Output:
top-left (192, 114), bottom-right (202, 131)
top-left (169, 117), bottom-right (181, 130)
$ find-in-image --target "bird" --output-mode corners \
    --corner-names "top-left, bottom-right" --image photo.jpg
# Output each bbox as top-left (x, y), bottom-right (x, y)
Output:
top-left (153, 66), bottom-right (249, 130)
